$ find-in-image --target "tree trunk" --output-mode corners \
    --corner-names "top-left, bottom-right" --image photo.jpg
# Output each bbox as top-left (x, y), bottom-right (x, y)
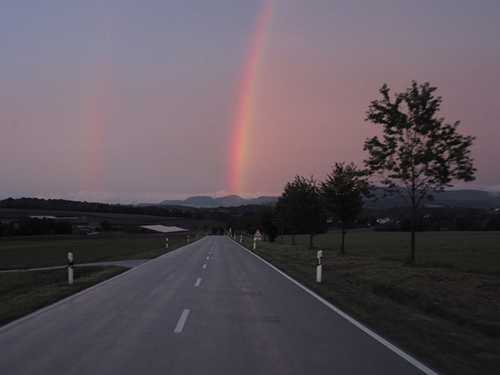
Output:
top-left (409, 202), bottom-right (416, 264)
top-left (341, 222), bottom-right (346, 255)
top-left (309, 232), bottom-right (314, 249)
top-left (280, 225), bottom-right (284, 244)
top-left (292, 229), bottom-right (295, 245)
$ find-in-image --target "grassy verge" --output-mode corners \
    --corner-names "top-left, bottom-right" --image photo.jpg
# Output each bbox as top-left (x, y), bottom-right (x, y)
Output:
top-left (245, 232), bottom-right (500, 375)
top-left (0, 266), bottom-right (128, 327)
top-left (283, 230), bottom-right (500, 276)
top-left (0, 235), bottom-right (190, 270)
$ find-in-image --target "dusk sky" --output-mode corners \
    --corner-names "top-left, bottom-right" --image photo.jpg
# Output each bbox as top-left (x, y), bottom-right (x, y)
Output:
top-left (2, 1), bottom-right (499, 204)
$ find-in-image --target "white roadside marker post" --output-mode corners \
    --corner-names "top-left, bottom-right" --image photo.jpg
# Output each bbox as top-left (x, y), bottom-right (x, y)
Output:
top-left (253, 237), bottom-right (256, 250)
top-left (240, 235), bottom-right (243, 243)
top-left (166, 238), bottom-right (169, 249)
top-left (68, 252), bottom-right (74, 285)
top-left (187, 235), bottom-right (190, 243)
top-left (316, 250), bottom-right (323, 283)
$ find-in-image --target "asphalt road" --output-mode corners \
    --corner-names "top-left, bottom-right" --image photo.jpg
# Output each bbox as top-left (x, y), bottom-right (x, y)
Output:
top-left (0, 236), bottom-right (439, 375)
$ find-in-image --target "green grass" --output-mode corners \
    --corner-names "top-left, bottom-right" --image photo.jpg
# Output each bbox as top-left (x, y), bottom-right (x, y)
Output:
top-left (282, 230), bottom-right (500, 276)
top-left (0, 236), bottom-right (189, 270)
top-left (0, 208), bottom-right (179, 224)
top-left (0, 266), bottom-right (128, 327)
top-left (247, 231), bottom-right (500, 375)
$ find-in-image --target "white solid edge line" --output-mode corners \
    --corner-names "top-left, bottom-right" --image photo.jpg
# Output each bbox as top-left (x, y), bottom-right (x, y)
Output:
top-left (230, 237), bottom-right (440, 375)
top-left (0, 239), bottom-right (203, 334)
top-left (174, 309), bottom-right (190, 333)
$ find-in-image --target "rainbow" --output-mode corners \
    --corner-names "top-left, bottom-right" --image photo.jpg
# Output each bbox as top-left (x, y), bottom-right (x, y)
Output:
top-left (227, 0), bottom-right (278, 195)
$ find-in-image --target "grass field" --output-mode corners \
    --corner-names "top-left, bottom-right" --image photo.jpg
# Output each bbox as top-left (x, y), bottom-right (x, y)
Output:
top-left (0, 207), bottom-right (179, 223)
top-left (246, 231), bottom-right (500, 375)
top-left (281, 230), bottom-right (500, 276)
top-left (0, 207), bottom-right (226, 233)
top-left (0, 235), bottom-right (188, 270)
top-left (0, 266), bottom-right (128, 327)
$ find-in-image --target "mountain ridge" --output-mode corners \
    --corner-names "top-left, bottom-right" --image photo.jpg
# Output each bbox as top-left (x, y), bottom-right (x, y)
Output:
top-left (142, 189), bottom-right (500, 209)
top-left (150, 195), bottom-right (278, 208)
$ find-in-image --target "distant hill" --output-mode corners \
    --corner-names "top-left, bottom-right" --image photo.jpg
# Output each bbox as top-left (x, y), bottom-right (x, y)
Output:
top-left (144, 195), bottom-right (279, 208)
top-left (142, 189), bottom-right (500, 209)
top-left (1, 190), bottom-right (497, 211)
top-left (364, 189), bottom-right (500, 209)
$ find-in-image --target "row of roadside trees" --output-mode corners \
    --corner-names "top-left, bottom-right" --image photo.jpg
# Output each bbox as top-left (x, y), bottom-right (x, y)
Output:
top-left (275, 165), bottom-right (370, 253)
top-left (253, 81), bottom-right (476, 264)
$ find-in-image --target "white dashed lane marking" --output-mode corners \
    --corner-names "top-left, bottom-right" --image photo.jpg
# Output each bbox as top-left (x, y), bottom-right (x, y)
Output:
top-left (174, 309), bottom-right (190, 333)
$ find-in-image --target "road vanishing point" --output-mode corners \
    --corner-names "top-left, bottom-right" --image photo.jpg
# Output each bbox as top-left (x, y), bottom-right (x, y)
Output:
top-left (0, 236), bottom-right (440, 375)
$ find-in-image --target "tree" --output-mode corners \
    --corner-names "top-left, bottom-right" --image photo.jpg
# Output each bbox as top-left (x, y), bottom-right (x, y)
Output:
top-left (255, 204), bottom-right (279, 243)
top-left (364, 81), bottom-right (475, 263)
top-left (273, 199), bottom-right (287, 243)
top-left (321, 162), bottom-right (370, 254)
top-left (277, 175), bottom-right (326, 248)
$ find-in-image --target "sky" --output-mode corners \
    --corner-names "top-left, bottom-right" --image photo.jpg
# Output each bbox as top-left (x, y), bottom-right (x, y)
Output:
top-left (1, 0), bottom-right (499, 204)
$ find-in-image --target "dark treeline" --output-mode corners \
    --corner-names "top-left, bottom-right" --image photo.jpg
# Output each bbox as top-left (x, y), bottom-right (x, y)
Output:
top-left (0, 197), bottom-right (266, 237)
top-left (0, 197), bottom-right (193, 218)
top-left (2, 198), bottom-right (498, 240)
top-left (1, 216), bottom-right (73, 237)
top-left (227, 204), bottom-right (328, 243)
top-left (227, 202), bottom-right (500, 246)
top-left (0, 197), bottom-right (272, 222)
top-left (367, 206), bottom-right (500, 232)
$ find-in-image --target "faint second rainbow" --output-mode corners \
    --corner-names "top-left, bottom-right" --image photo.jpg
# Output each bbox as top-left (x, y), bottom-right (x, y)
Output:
top-left (82, 75), bottom-right (108, 190)
top-left (227, 0), bottom-right (278, 195)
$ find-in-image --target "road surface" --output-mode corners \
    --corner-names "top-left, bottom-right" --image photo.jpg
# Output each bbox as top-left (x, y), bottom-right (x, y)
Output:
top-left (0, 236), bottom-right (439, 374)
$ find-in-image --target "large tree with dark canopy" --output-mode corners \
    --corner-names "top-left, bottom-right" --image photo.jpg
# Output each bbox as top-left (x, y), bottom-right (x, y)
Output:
top-left (364, 81), bottom-right (475, 263)
top-left (276, 175), bottom-right (325, 248)
top-left (321, 162), bottom-right (370, 254)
